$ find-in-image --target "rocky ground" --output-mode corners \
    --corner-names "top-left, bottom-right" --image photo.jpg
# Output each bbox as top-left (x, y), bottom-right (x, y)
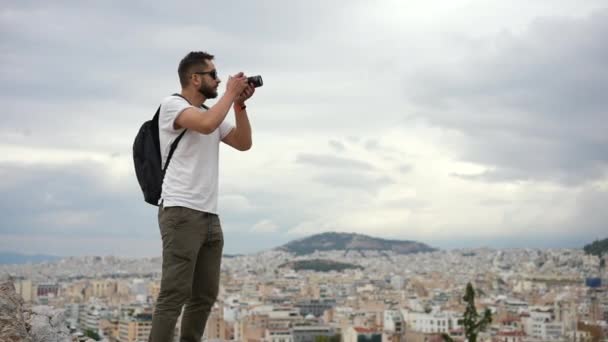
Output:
top-left (0, 281), bottom-right (83, 342)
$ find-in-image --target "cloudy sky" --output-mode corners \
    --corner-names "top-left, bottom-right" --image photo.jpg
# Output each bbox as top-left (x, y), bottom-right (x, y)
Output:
top-left (1, 0), bottom-right (607, 257)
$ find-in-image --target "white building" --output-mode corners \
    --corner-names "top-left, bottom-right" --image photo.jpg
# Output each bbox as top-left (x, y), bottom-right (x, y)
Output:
top-left (400, 309), bottom-right (461, 334)
top-left (522, 310), bottom-right (564, 341)
top-left (291, 326), bottom-right (334, 342)
top-left (390, 276), bottom-right (404, 290)
top-left (264, 329), bottom-right (293, 342)
top-left (64, 303), bottom-right (81, 330)
top-left (130, 279), bottom-right (148, 301)
top-left (383, 310), bottom-right (404, 334)
top-left (80, 303), bottom-right (109, 333)
top-left (14, 279), bottom-right (33, 302)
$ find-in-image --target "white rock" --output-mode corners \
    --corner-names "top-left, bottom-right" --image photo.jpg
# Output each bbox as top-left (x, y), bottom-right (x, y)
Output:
top-left (50, 309), bottom-right (66, 328)
top-left (29, 314), bottom-right (58, 342)
top-left (32, 305), bottom-right (56, 317)
top-left (28, 310), bottom-right (72, 342)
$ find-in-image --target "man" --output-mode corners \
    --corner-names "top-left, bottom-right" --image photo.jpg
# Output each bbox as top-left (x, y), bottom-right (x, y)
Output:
top-left (149, 51), bottom-right (254, 342)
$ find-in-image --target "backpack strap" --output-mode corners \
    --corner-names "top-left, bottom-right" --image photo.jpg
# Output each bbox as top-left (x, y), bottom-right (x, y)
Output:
top-left (162, 93), bottom-right (209, 173)
top-left (163, 129), bottom-right (186, 173)
top-left (172, 93), bottom-right (209, 109)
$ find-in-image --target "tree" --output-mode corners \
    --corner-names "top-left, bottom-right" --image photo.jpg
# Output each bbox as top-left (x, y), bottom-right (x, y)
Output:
top-left (583, 238), bottom-right (608, 257)
top-left (442, 282), bottom-right (492, 342)
top-left (315, 334), bottom-right (341, 342)
top-left (84, 329), bottom-right (100, 341)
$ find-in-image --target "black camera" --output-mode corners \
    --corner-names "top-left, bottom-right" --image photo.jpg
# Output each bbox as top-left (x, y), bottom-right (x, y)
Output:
top-left (247, 75), bottom-right (263, 88)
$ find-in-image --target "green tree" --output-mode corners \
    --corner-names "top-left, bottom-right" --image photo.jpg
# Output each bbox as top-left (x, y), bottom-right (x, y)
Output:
top-left (315, 334), bottom-right (341, 342)
top-left (84, 329), bottom-right (100, 341)
top-left (583, 238), bottom-right (608, 257)
top-left (442, 282), bottom-right (492, 342)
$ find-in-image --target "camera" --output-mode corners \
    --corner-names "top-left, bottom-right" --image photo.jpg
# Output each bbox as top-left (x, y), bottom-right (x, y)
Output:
top-left (247, 75), bottom-right (263, 88)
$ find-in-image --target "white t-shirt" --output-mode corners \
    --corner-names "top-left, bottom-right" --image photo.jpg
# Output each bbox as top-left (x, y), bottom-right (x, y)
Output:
top-left (158, 95), bottom-right (234, 213)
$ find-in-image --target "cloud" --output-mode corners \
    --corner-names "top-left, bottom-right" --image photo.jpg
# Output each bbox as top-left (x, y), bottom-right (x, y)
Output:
top-left (398, 164), bottom-right (413, 174)
top-left (250, 220), bottom-right (280, 233)
top-left (382, 198), bottom-right (428, 210)
top-left (219, 194), bottom-right (255, 214)
top-left (328, 139), bottom-right (346, 152)
top-left (364, 139), bottom-right (380, 151)
top-left (478, 198), bottom-right (512, 207)
top-left (313, 173), bottom-right (395, 193)
top-left (0, 160), bottom-right (154, 238)
top-left (1, 1), bottom-right (607, 256)
top-left (404, 9), bottom-right (608, 185)
top-left (563, 184), bottom-right (608, 237)
top-left (0, 234), bottom-right (161, 257)
top-left (296, 153), bottom-right (375, 171)
top-left (451, 168), bottom-right (530, 183)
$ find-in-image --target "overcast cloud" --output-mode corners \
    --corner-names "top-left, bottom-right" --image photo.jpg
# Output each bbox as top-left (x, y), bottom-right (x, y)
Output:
top-left (1, 0), bottom-right (607, 257)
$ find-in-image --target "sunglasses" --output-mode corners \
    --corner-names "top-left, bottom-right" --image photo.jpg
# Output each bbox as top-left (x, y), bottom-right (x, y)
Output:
top-left (193, 70), bottom-right (218, 80)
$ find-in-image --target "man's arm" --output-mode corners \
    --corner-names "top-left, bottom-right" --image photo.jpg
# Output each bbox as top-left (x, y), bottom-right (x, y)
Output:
top-left (222, 84), bottom-right (255, 151)
top-left (222, 104), bottom-right (252, 151)
top-left (175, 74), bottom-right (248, 134)
top-left (175, 93), bottom-right (236, 134)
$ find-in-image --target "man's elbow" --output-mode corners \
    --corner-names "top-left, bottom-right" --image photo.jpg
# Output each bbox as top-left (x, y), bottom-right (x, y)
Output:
top-left (197, 118), bottom-right (220, 135)
top-left (198, 123), bottom-right (216, 135)
top-left (238, 141), bottom-right (252, 151)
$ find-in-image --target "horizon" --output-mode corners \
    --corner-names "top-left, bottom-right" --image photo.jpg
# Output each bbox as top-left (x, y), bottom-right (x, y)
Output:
top-left (1, 1), bottom-right (607, 257)
top-left (0, 230), bottom-right (603, 259)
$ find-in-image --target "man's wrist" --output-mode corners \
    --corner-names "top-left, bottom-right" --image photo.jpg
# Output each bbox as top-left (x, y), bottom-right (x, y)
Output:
top-left (225, 91), bottom-right (238, 103)
top-left (234, 102), bottom-right (247, 112)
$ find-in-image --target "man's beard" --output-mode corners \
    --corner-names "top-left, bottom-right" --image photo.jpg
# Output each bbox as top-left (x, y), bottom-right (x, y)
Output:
top-left (198, 83), bottom-right (218, 99)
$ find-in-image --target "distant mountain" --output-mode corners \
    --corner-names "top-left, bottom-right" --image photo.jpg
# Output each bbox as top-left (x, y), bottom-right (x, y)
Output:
top-left (0, 252), bottom-right (62, 265)
top-left (279, 259), bottom-right (364, 272)
top-left (277, 232), bottom-right (437, 256)
top-left (223, 254), bottom-right (245, 258)
top-left (583, 237), bottom-right (608, 257)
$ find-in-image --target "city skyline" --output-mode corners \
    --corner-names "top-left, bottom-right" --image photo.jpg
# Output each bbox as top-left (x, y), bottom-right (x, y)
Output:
top-left (0, 230), bottom-right (604, 260)
top-left (2, 247), bottom-right (606, 341)
top-left (1, 1), bottom-right (608, 257)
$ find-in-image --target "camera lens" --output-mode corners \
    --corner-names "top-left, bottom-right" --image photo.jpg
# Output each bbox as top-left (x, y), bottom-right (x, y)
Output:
top-left (247, 75), bottom-right (263, 88)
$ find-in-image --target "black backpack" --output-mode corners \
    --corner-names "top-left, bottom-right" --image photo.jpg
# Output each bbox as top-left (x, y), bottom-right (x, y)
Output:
top-left (133, 94), bottom-right (204, 205)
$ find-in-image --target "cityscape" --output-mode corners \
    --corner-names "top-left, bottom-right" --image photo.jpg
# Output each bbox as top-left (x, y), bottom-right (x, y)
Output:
top-left (2, 1), bottom-right (607, 342)
top-left (1, 233), bottom-right (607, 342)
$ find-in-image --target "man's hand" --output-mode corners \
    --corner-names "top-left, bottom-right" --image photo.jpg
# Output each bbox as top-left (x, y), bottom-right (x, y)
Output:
top-left (226, 72), bottom-right (249, 98)
top-left (235, 84), bottom-right (255, 107)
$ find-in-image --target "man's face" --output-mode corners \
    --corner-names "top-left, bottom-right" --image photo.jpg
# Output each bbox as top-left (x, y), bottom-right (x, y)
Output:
top-left (193, 61), bottom-right (219, 99)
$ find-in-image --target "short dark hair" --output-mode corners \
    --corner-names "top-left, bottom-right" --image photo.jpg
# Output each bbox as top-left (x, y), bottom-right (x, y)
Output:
top-left (178, 51), bottom-right (215, 87)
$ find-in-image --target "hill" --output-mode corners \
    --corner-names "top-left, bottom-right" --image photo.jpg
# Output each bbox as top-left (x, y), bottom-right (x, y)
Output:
top-left (583, 237), bottom-right (608, 257)
top-left (277, 232), bottom-right (436, 256)
top-left (0, 252), bottom-right (62, 265)
top-left (279, 259), bottom-right (364, 272)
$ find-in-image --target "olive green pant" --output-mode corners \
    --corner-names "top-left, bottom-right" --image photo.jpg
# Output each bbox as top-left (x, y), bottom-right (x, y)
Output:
top-left (149, 205), bottom-right (224, 342)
